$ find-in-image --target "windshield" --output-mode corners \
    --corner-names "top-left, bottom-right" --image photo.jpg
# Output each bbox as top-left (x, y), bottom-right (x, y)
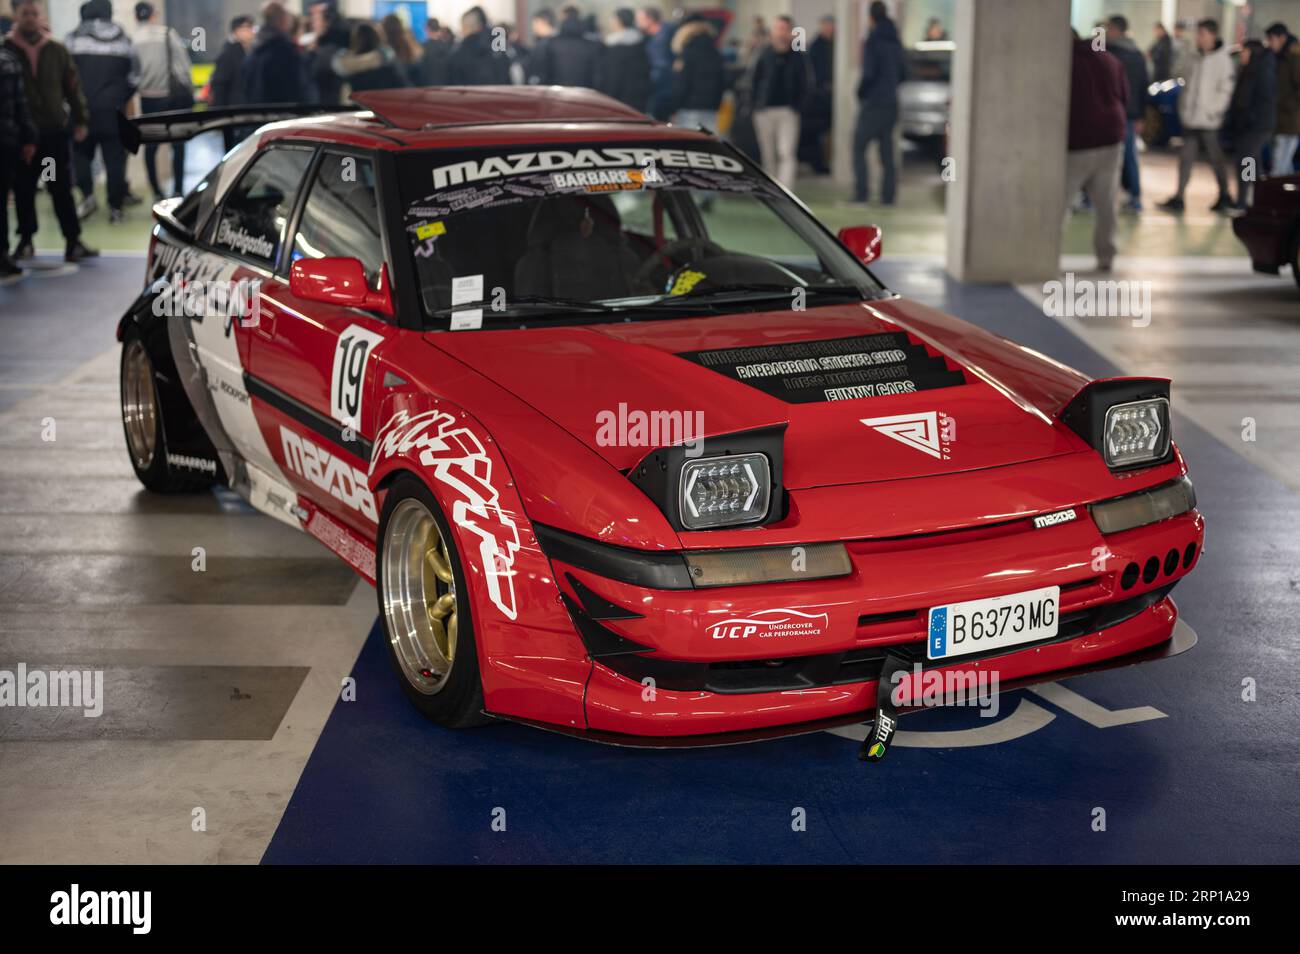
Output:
top-left (396, 139), bottom-right (886, 329)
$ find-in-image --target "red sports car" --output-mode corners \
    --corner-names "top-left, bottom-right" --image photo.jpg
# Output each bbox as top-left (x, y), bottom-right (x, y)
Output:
top-left (116, 88), bottom-right (1202, 758)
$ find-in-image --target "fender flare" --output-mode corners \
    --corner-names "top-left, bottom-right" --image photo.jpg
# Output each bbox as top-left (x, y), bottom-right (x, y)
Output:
top-left (368, 391), bottom-right (532, 623)
top-left (116, 289), bottom-right (224, 475)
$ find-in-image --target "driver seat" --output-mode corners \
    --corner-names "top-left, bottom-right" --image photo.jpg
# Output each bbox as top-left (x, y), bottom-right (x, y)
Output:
top-left (514, 195), bottom-right (639, 301)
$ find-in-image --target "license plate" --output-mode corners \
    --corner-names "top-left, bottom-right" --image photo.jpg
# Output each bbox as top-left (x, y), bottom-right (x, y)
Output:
top-left (927, 585), bottom-right (1060, 660)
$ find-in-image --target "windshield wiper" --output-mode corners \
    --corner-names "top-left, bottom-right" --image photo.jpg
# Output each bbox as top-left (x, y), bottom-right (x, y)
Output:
top-left (429, 295), bottom-right (619, 319)
top-left (642, 283), bottom-right (869, 307)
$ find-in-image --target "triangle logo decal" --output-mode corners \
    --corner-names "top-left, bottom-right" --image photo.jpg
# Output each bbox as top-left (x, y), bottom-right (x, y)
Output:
top-left (861, 411), bottom-right (943, 459)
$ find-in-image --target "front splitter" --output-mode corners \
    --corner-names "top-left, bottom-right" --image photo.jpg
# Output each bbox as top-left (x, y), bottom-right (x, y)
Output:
top-left (483, 618), bottom-right (1197, 749)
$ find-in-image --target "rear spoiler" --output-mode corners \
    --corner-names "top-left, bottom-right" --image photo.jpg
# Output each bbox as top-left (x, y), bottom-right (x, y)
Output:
top-left (117, 103), bottom-right (364, 154)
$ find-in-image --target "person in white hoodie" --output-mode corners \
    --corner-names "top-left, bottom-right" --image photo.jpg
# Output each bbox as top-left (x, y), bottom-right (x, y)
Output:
top-left (1159, 18), bottom-right (1235, 213)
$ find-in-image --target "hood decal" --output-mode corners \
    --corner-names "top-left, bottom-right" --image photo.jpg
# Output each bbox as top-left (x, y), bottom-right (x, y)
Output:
top-left (675, 332), bottom-right (966, 404)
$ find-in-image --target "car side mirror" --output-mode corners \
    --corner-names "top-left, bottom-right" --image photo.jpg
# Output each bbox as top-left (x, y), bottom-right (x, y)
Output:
top-left (289, 257), bottom-right (394, 317)
top-left (838, 225), bottom-right (882, 266)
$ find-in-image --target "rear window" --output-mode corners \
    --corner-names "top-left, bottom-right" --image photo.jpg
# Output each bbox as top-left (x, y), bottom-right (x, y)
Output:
top-left (905, 50), bottom-right (951, 82)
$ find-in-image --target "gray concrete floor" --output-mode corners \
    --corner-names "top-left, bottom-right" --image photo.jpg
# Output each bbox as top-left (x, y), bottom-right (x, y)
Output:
top-left (0, 333), bottom-right (374, 863)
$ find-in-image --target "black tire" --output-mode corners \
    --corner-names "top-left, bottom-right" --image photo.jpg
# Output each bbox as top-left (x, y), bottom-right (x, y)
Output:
top-left (119, 326), bottom-right (215, 494)
top-left (376, 475), bottom-right (490, 728)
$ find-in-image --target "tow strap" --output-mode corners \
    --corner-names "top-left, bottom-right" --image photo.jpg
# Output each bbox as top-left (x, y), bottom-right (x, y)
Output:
top-left (859, 653), bottom-right (911, 762)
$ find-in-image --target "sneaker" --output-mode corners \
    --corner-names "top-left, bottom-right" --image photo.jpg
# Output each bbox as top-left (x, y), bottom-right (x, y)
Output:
top-left (108, 208), bottom-right (126, 224)
top-left (76, 194), bottom-right (98, 221)
top-left (1157, 196), bottom-right (1184, 212)
top-left (122, 191), bottom-right (144, 207)
top-left (1209, 195), bottom-right (1232, 213)
top-left (65, 240), bottom-right (99, 263)
top-left (0, 256), bottom-right (22, 278)
top-left (1121, 197), bottom-right (1143, 213)
top-left (12, 239), bottom-right (34, 262)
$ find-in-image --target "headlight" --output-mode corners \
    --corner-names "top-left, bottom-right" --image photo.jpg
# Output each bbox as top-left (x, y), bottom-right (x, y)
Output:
top-left (679, 453), bottom-right (771, 530)
top-left (1059, 379), bottom-right (1174, 472)
top-left (1104, 398), bottom-right (1170, 468)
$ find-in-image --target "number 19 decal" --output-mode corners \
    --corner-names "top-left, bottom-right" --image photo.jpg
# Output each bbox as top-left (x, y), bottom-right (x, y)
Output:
top-left (330, 325), bottom-right (385, 426)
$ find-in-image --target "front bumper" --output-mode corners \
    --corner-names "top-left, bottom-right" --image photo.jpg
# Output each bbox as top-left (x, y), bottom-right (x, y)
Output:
top-left (545, 505), bottom-right (1203, 740)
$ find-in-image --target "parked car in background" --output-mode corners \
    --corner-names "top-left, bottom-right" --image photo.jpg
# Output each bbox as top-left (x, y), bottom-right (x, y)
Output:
top-left (1233, 173), bottom-right (1300, 291)
top-left (899, 40), bottom-right (951, 159)
top-left (1143, 78), bottom-right (1183, 146)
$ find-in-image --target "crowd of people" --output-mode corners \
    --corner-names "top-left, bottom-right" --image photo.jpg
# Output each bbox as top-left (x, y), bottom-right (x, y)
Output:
top-left (1068, 15), bottom-right (1298, 271)
top-left (2, 0), bottom-right (1297, 279)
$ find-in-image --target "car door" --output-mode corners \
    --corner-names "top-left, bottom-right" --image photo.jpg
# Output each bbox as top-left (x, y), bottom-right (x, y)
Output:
top-left (181, 142), bottom-right (315, 490)
top-left (248, 149), bottom-right (394, 535)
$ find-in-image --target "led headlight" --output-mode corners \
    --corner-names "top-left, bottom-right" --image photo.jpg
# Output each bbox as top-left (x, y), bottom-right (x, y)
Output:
top-left (1104, 398), bottom-right (1170, 468)
top-left (679, 453), bottom-right (771, 530)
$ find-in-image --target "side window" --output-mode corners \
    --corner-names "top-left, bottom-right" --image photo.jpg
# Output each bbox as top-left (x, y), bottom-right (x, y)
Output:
top-left (292, 153), bottom-right (385, 281)
top-left (212, 147), bottom-right (313, 267)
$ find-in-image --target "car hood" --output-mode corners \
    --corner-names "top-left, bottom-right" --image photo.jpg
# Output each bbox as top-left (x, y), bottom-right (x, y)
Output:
top-left (425, 300), bottom-right (1087, 490)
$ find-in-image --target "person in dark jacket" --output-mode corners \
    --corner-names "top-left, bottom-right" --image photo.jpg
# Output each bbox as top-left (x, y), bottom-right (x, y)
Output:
top-left (209, 16), bottom-right (253, 151)
top-left (1105, 16), bottom-right (1150, 211)
top-left (66, 0), bottom-right (138, 222)
top-left (598, 8), bottom-right (649, 109)
top-left (332, 21), bottom-right (408, 97)
top-left (638, 6), bottom-right (674, 119)
top-left (421, 19), bottom-right (453, 86)
top-left (1225, 40), bottom-right (1276, 210)
top-left (448, 6), bottom-right (510, 86)
top-left (798, 16), bottom-right (833, 175)
top-left (669, 14), bottom-right (724, 130)
top-left (0, 43), bottom-right (38, 276)
top-left (524, 8), bottom-right (555, 84)
top-left (1149, 22), bottom-right (1173, 82)
top-left (748, 15), bottom-right (808, 186)
top-left (1266, 23), bottom-right (1299, 175)
top-left (852, 2), bottom-right (904, 204)
top-left (535, 6), bottom-right (601, 88)
top-left (305, 2), bottom-right (350, 104)
top-left (244, 1), bottom-right (305, 104)
top-left (1066, 29), bottom-right (1129, 271)
top-left (6, 0), bottom-right (97, 263)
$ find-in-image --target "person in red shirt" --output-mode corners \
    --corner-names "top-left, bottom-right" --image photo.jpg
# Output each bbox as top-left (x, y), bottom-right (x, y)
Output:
top-left (1065, 28), bottom-right (1129, 271)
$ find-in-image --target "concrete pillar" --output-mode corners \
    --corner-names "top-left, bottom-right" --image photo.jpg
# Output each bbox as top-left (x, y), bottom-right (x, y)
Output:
top-left (830, 0), bottom-right (862, 189)
top-left (945, 0), bottom-right (1072, 283)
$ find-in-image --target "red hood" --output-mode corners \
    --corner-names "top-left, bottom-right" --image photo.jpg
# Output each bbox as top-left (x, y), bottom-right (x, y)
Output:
top-left (426, 300), bottom-right (1089, 490)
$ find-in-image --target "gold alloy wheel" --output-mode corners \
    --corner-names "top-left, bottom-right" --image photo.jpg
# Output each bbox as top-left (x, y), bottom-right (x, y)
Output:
top-left (382, 497), bottom-right (459, 694)
top-left (122, 339), bottom-right (158, 470)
